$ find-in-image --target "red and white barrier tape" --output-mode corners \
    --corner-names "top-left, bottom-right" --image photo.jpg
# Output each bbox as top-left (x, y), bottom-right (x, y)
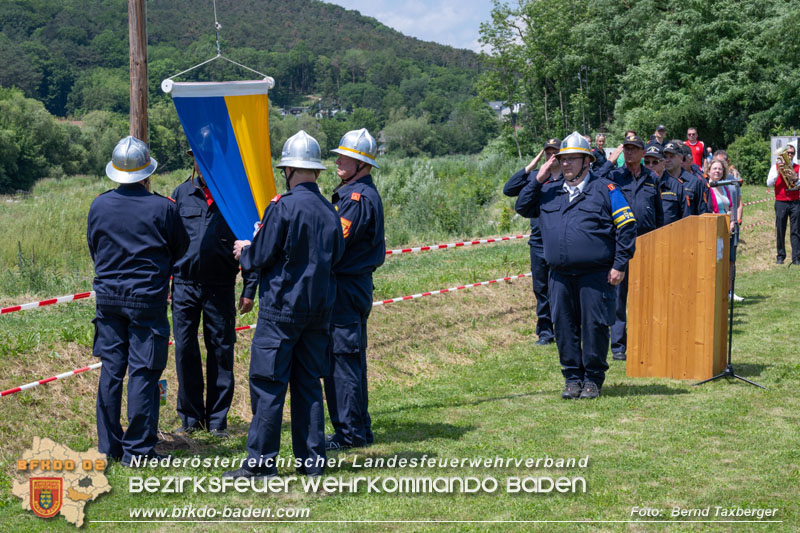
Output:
top-left (742, 197), bottom-right (772, 207)
top-left (1, 291), bottom-right (94, 315)
top-left (373, 272), bottom-right (531, 307)
top-left (1, 271), bottom-right (532, 397)
top-left (1, 325), bottom-right (262, 396)
top-left (164, 323), bottom-right (258, 347)
top-left (0, 234), bottom-right (532, 316)
top-left (742, 220), bottom-right (770, 230)
top-left (0, 362), bottom-right (102, 397)
top-left (385, 234), bottom-right (529, 256)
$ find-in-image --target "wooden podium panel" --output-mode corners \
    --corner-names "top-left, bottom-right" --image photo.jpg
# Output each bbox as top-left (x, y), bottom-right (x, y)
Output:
top-left (627, 214), bottom-right (729, 380)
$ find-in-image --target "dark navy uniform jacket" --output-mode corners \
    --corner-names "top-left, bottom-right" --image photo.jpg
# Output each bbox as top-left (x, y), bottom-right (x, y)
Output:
top-left (591, 148), bottom-right (607, 170)
top-left (659, 172), bottom-right (690, 225)
top-left (331, 175), bottom-right (385, 276)
top-left (504, 168), bottom-right (561, 250)
top-left (171, 177), bottom-right (258, 299)
top-left (87, 184), bottom-right (189, 308)
top-left (667, 168), bottom-right (709, 215)
top-left (647, 136), bottom-right (666, 149)
top-left (239, 182), bottom-right (344, 324)
top-left (600, 165), bottom-right (663, 235)
top-left (515, 172), bottom-right (637, 275)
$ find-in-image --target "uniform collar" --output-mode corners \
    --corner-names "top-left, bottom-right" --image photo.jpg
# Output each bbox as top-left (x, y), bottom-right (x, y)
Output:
top-left (340, 174), bottom-right (373, 189)
top-left (335, 174), bottom-right (372, 197)
top-left (562, 177), bottom-right (588, 198)
top-left (291, 181), bottom-right (321, 194)
top-left (117, 183), bottom-right (150, 195)
top-left (187, 176), bottom-right (206, 197)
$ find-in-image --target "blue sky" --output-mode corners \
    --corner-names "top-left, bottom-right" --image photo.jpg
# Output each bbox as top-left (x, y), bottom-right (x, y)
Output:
top-left (328, 0), bottom-right (494, 52)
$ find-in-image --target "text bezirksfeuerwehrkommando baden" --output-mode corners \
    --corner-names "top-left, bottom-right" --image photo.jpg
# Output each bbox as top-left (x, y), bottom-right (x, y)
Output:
top-left (126, 454), bottom-right (589, 495)
top-left (129, 475), bottom-right (587, 494)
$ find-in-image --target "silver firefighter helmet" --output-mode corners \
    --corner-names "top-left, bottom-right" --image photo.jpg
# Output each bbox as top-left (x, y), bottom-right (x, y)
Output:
top-left (557, 131), bottom-right (595, 162)
top-left (105, 136), bottom-right (158, 183)
top-left (330, 128), bottom-right (379, 169)
top-left (276, 130), bottom-right (326, 170)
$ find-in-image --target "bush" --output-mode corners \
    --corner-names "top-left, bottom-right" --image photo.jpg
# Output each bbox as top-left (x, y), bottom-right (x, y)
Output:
top-left (0, 88), bottom-right (77, 193)
top-left (727, 129), bottom-right (771, 185)
top-left (77, 110), bottom-right (128, 176)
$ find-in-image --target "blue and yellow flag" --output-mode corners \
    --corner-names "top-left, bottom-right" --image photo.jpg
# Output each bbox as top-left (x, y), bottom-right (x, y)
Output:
top-left (163, 79), bottom-right (276, 239)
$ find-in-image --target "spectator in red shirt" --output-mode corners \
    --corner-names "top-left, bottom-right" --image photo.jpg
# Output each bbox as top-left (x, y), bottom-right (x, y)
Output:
top-left (684, 127), bottom-right (705, 168)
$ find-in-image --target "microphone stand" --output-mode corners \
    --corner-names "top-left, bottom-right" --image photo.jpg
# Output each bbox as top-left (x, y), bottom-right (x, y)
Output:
top-left (695, 214), bottom-right (765, 389)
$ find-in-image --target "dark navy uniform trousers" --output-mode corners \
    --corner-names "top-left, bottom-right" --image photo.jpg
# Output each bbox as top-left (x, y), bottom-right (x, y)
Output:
top-left (246, 318), bottom-right (330, 476)
top-left (530, 238), bottom-right (554, 342)
top-left (550, 270), bottom-right (615, 387)
top-left (172, 282), bottom-right (236, 431)
top-left (94, 305), bottom-right (170, 463)
top-left (324, 275), bottom-right (373, 447)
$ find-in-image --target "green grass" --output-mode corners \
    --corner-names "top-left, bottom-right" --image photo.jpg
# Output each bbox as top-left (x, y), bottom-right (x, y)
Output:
top-left (0, 172), bottom-right (797, 531)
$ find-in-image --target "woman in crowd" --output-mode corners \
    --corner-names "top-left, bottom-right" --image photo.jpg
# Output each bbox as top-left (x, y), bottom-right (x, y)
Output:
top-left (707, 158), bottom-right (743, 301)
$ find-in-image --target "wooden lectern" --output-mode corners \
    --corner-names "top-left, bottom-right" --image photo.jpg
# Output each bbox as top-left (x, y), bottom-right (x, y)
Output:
top-left (627, 214), bottom-right (729, 380)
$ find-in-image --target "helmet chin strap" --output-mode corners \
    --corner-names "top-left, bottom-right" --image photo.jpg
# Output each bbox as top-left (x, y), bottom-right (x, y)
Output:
top-left (284, 168), bottom-right (296, 191)
top-left (566, 157), bottom-right (589, 184)
top-left (334, 161), bottom-right (366, 193)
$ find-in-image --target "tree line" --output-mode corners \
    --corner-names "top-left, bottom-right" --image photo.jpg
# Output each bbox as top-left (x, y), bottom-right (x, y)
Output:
top-left (479, 0), bottom-right (800, 182)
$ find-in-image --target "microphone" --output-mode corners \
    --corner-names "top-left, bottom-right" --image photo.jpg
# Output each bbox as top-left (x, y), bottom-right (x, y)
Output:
top-left (709, 179), bottom-right (738, 187)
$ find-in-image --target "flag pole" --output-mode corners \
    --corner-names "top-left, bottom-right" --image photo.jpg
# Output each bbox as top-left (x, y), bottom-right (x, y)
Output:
top-left (128, 0), bottom-right (148, 143)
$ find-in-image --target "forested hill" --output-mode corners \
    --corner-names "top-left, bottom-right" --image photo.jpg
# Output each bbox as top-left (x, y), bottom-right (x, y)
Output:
top-left (0, 0), bottom-right (480, 116)
top-left (147, 0), bottom-right (478, 67)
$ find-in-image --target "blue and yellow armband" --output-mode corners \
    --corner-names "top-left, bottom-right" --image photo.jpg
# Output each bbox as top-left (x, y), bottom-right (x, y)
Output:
top-left (608, 184), bottom-right (635, 229)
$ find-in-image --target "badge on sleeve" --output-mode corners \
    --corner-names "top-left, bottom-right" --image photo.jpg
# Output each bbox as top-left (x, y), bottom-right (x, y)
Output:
top-left (350, 192), bottom-right (361, 202)
top-left (271, 194), bottom-right (282, 203)
top-left (609, 185), bottom-right (636, 229)
top-left (340, 217), bottom-right (352, 238)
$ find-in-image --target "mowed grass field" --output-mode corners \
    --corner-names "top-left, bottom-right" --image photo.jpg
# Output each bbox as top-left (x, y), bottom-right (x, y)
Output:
top-left (0, 175), bottom-right (798, 531)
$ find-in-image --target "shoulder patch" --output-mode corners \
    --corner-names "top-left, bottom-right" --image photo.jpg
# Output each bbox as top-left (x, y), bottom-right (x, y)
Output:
top-left (350, 192), bottom-right (362, 202)
top-left (271, 194), bottom-right (282, 203)
top-left (607, 184), bottom-right (616, 191)
top-left (167, 196), bottom-right (176, 203)
top-left (340, 217), bottom-right (352, 239)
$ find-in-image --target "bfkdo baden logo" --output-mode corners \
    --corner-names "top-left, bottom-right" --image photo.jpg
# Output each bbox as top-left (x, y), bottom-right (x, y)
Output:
top-left (13, 437), bottom-right (111, 527)
top-left (30, 477), bottom-right (63, 518)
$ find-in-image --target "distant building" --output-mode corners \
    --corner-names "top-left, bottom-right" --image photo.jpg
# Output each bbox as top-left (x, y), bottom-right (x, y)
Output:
top-left (314, 108), bottom-right (344, 119)
top-left (488, 101), bottom-right (505, 117)
top-left (279, 106), bottom-right (312, 117)
top-left (488, 101), bottom-right (525, 119)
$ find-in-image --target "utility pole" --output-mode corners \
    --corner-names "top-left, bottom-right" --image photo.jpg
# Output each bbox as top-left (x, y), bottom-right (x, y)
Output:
top-left (128, 0), bottom-right (148, 143)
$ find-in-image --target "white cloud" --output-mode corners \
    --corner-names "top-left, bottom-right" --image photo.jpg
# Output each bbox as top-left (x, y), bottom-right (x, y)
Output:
top-left (329, 0), bottom-right (492, 51)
